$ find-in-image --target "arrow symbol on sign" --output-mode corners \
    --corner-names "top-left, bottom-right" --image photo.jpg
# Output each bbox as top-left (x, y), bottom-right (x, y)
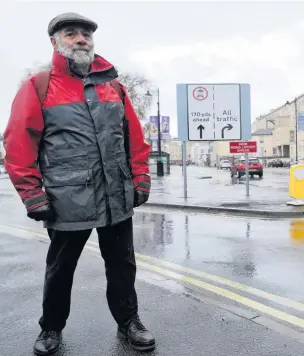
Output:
top-left (221, 124), bottom-right (233, 138)
top-left (197, 125), bottom-right (205, 139)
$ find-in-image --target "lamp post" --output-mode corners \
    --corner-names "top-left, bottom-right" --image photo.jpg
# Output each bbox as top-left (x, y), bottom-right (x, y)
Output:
top-left (286, 98), bottom-right (298, 163)
top-left (266, 119), bottom-right (274, 160)
top-left (146, 88), bottom-right (164, 176)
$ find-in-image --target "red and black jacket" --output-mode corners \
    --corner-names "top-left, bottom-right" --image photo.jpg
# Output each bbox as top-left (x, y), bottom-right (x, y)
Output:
top-left (4, 51), bottom-right (151, 229)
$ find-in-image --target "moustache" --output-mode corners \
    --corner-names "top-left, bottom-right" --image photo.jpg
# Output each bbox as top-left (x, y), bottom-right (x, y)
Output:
top-left (72, 45), bottom-right (91, 52)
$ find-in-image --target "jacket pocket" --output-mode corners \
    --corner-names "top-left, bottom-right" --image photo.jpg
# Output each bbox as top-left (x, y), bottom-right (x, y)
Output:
top-left (43, 169), bottom-right (97, 223)
top-left (119, 162), bottom-right (134, 212)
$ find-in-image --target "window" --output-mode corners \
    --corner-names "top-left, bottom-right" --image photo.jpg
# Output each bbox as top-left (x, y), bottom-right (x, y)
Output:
top-left (273, 148), bottom-right (277, 155)
top-left (260, 139), bottom-right (264, 144)
top-left (249, 159), bottom-right (260, 164)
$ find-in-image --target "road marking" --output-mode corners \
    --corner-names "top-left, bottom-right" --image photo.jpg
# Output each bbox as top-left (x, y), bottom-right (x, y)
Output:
top-left (133, 253), bottom-right (304, 313)
top-left (84, 242), bottom-right (304, 330)
top-left (2, 223), bottom-right (304, 312)
top-left (2, 224), bottom-right (304, 329)
top-left (135, 260), bottom-right (304, 329)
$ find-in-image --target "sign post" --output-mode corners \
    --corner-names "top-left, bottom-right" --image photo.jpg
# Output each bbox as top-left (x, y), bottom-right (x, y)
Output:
top-left (182, 142), bottom-right (188, 199)
top-left (245, 153), bottom-right (250, 197)
top-left (177, 83), bottom-right (251, 199)
top-left (229, 141), bottom-right (257, 197)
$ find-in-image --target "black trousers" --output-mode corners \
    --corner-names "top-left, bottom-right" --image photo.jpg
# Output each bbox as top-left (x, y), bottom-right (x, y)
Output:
top-left (39, 218), bottom-right (138, 331)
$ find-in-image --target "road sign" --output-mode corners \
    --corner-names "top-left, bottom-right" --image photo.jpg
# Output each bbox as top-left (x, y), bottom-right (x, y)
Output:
top-left (187, 84), bottom-right (241, 141)
top-left (298, 112), bottom-right (304, 131)
top-left (229, 141), bottom-right (257, 154)
top-left (177, 83), bottom-right (251, 200)
top-left (177, 83), bottom-right (251, 142)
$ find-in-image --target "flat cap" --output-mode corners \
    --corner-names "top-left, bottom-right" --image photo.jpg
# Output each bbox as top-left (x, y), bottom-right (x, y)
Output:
top-left (48, 12), bottom-right (98, 36)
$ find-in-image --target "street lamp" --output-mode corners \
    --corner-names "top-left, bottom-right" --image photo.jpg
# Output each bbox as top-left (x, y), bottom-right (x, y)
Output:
top-left (286, 98), bottom-right (298, 163)
top-left (145, 88), bottom-right (164, 176)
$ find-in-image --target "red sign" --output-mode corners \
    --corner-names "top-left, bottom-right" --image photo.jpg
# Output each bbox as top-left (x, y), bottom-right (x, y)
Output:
top-left (192, 86), bottom-right (208, 101)
top-left (229, 141), bottom-right (257, 154)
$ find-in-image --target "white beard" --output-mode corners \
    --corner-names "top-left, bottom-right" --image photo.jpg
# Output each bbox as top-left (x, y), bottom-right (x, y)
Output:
top-left (54, 34), bottom-right (95, 75)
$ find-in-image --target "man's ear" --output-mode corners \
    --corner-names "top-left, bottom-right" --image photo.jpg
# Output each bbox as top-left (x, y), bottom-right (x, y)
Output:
top-left (50, 37), bottom-right (57, 49)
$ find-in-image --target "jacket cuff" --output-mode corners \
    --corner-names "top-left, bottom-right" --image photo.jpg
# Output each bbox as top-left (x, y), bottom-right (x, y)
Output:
top-left (24, 193), bottom-right (49, 212)
top-left (133, 174), bottom-right (151, 193)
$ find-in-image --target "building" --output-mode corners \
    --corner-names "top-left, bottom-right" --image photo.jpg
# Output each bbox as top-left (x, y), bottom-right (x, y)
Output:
top-left (168, 139), bottom-right (182, 161)
top-left (251, 129), bottom-right (273, 158)
top-left (251, 94), bottom-right (304, 160)
top-left (190, 142), bottom-right (211, 165)
top-left (168, 139), bottom-right (211, 165)
top-left (213, 93), bottom-right (304, 162)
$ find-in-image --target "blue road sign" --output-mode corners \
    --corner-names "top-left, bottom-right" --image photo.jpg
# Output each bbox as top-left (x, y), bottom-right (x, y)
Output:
top-left (176, 83), bottom-right (251, 141)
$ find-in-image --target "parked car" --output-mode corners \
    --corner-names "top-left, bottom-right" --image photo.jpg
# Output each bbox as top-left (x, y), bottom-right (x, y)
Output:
top-left (231, 158), bottom-right (263, 179)
top-left (219, 159), bottom-right (231, 170)
top-left (268, 159), bottom-right (283, 168)
top-left (283, 160), bottom-right (291, 167)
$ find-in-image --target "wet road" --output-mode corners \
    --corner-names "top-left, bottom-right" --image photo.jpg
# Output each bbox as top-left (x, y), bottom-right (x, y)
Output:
top-left (1, 177), bottom-right (304, 355)
top-left (133, 211), bottom-right (304, 302)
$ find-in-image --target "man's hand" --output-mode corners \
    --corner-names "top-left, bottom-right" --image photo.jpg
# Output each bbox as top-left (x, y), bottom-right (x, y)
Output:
top-left (133, 174), bottom-right (151, 208)
top-left (27, 203), bottom-right (55, 221)
top-left (134, 190), bottom-right (149, 208)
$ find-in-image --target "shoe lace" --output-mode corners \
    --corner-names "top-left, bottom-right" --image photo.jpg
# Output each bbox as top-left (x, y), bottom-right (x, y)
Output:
top-left (131, 317), bottom-right (147, 331)
top-left (40, 330), bottom-right (58, 339)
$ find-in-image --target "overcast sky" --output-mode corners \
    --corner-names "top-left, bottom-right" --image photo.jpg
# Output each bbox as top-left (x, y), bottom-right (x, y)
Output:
top-left (2, 1), bottom-right (304, 136)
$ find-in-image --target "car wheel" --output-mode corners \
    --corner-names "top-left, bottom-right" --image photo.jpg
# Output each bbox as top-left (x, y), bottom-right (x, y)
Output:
top-left (259, 172), bottom-right (263, 179)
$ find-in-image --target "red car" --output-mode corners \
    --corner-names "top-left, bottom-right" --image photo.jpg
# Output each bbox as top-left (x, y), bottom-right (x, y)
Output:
top-left (231, 158), bottom-right (263, 179)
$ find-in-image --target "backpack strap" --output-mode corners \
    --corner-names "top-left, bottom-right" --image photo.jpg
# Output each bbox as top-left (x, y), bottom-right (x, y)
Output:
top-left (110, 79), bottom-right (131, 166)
top-left (34, 70), bottom-right (51, 106)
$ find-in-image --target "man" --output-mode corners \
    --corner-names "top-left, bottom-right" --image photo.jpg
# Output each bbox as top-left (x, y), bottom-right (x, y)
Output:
top-left (4, 12), bottom-right (155, 355)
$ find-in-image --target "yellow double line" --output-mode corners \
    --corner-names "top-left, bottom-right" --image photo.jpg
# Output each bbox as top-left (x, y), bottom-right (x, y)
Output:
top-left (134, 255), bottom-right (304, 329)
top-left (2, 223), bottom-right (304, 331)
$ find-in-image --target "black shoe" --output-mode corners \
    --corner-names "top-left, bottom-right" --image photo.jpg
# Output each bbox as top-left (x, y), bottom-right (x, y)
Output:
top-left (118, 316), bottom-right (155, 351)
top-left (33, 330), bottom-right (62, 355)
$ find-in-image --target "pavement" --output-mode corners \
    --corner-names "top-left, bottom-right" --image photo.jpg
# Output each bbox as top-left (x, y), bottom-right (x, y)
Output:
top-left (1, 178), bottom-right (304, 355)
top-left (147, 165), bottom-right (304, 217)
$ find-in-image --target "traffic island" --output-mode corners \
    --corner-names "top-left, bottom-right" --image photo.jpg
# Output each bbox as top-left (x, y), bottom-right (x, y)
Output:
top-left (144, 201), bottom-right (304, 218)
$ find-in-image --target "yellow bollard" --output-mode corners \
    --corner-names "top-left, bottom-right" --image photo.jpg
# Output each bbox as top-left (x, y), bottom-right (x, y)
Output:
top-left (289, 165), bottom-right (304, 199)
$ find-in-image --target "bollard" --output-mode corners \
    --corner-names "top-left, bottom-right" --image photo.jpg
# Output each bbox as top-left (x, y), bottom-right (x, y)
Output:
top-left (289, 164), bottom-right (304, 199)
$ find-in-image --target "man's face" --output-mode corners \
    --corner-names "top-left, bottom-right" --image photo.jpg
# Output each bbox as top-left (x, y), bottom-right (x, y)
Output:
top-left (51, 26), bottom-right (95, 66)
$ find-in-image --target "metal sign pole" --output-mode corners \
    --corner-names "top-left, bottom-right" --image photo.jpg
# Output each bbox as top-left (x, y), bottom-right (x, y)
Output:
top-left (245, 152), bottom-right (250, 197)
top-left (182, 141), bottom-right (188, 199)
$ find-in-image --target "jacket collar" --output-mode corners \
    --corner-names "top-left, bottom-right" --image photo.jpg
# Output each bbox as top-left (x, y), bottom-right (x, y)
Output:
top-left (52, 50), bottom-right (114, 74)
